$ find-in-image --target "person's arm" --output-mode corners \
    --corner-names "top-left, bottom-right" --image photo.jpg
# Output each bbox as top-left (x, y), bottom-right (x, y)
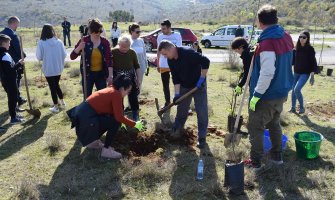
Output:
top-left (111, 93), bottom-right (136, 127)
top-left (238, 52), bottom-right (252, 87)
top-left (61, 41), bottom-right (67, 60)
top-left (68, 22), bottom-right (71, 31)
top-left (176, 33), bottom-right (182, 47)
top-left (105, 40), bottom-right (113, 85)
top-left (36, 41), bottom-right (43, 61)
top-left (116, 27), bottom-right (121, 38)
top-left (143, 40), bottom-right (148, 69)
top-left (253, 51), bottom-right (276, 98)
top-left (156, 35), bottom-right (161, 71)
top-left (310, 46), bottom-right (318, 73)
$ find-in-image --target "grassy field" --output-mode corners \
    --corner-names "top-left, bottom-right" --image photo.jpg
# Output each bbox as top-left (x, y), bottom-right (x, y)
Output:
top-left (0, 61), bottom-right (334, 199)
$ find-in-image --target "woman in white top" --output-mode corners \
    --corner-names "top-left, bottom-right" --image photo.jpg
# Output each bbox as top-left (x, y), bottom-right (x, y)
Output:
top-left (110, 21), bottom-right (121, 47)
top-left (36, 24), bottom-right (67, 113)
top-left (129, 23), bottom-right (147, 89)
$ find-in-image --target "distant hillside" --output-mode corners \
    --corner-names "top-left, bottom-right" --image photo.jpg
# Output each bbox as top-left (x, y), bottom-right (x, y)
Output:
top-left (0, 0), bottom-right (334, 29)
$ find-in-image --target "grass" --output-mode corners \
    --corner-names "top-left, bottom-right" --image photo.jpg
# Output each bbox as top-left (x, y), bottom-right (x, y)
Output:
top-left (0, 61), bottom-right (335, 199)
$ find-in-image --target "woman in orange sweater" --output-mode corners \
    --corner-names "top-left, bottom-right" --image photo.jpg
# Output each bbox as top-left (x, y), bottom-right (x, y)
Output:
top-left (67, 74), bottom-right (144, 159)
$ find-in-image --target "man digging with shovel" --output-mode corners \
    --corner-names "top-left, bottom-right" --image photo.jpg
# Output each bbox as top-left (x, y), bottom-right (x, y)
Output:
top-left (158, 40), bottom-right (210, 149)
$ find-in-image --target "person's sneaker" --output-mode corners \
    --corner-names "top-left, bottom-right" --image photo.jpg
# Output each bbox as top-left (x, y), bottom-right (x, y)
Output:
top-left (49, 106), bottom-right (60, 113)
top-left (16, 114), bottom-right (24, 119)
top-left (298, 108), bottom-right (305, 114)
top-left (197, 138), bottom-right (207, 149)
top-left (269, 153), bottom-right (284, 165)
top-left (170, 128), bottom-right (182, 140)
top-left (10, 117), bottom-right (25, 124)
top-left (18, 98), bottom-right (27, 106)
top-left (288, 108), bottom-right (296, 113)
top-left (86, 140), bottom-right (104, 150)
top-left (244, 159), bottom-right (264, 173)
top-left (101, 147), bottom-right (122, 159)
top-left (0, 126), bottom-right (6, 132)
top-left (16, 107), bottom-right (25, 112)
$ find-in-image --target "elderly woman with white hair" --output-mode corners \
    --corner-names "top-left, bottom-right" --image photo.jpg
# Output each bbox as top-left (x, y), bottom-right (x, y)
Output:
top-left (111, 36), bottom-right (141, 120)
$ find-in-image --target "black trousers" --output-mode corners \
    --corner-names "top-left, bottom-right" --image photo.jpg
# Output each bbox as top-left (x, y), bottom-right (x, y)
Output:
top-left (46, 75), bottom-right (63, 105)
top-left (161, 71), bottom-right (171, 105)
top-left (112, 38), bottom-right (118, 47)
top-left (1, 78), bottom-right (18, 119)
top-left (16, 72), bottom-right (23, 103)
top-left (98, 115), bottom-right (121, 148)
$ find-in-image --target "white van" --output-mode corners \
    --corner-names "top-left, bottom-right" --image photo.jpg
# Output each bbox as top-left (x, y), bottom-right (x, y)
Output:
top-left (201, 25), bottom-right (253, 48)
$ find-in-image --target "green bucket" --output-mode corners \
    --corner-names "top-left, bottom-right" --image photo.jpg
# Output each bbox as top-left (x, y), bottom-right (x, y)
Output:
top-left (294, 131), bottom-right (324, 159)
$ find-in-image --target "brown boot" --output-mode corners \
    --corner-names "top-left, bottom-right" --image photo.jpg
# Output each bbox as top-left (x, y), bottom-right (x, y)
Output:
top-left (101, 147), bottom-right (122, 159)
top-left (86, 140), bottom-right (104, 149)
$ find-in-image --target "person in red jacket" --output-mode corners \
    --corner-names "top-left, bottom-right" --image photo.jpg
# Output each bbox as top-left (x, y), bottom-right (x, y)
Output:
top-left (70, 18), bottom-right (113, 98)
top-left (67, 74), bottom-right (145, 159)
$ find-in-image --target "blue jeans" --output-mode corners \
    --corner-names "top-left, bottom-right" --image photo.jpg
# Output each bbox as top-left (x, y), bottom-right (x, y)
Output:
top-left (82, 71), bottom-right (106, 97)
top-left (174, 84), bottom-right (208, 139)
top-left (291, 73), bottom-right (309, 110)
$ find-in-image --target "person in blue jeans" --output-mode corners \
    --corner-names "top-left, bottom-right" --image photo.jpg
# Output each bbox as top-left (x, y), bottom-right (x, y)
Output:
top-left (158, 40), bottom-right (210, 149)
top-left (290, 31), bottom-right (317, 114)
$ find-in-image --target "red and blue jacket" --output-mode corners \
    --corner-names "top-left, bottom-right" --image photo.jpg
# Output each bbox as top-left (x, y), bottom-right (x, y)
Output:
top-left (250, 25), bottom-right (294, 100)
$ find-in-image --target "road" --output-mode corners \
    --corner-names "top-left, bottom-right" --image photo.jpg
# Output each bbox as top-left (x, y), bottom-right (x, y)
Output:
top-left (23, 33), bottom-right (335, 67)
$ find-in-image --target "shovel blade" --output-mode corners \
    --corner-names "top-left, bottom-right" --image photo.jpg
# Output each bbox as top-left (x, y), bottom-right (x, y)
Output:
top-left (26, 109), bottom-right (41, 119)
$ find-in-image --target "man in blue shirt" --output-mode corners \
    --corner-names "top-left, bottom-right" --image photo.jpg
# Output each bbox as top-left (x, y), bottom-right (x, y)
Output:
top-left (158, 40), bottom-right (210, 148)
top-left (0, 16), bottom-right (27, 110)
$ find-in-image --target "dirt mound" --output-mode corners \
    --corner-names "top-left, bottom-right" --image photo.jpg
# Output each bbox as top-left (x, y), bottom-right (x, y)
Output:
top-left (112, 125), bottom-right (199, 157)
top-left (207, 125), bottom-right (226, 137)
top-left (138, 98), bottom-right (155, 105)
top-left (307, 101), bottom-right (335, 120)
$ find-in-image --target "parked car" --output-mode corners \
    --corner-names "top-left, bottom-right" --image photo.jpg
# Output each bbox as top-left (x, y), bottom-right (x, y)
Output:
top-left (141, 28), bottom-right (197, 52)
top-left (201, 25), bottom-right (253, 48)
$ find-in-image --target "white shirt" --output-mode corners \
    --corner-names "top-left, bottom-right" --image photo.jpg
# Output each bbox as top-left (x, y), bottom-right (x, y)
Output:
top-left (157, 32), bottom-right (182, 68)
top-left (110, 27), bottom-right (121, 39)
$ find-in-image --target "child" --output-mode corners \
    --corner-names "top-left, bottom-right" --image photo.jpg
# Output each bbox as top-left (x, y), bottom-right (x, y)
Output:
top-left (231, 37), bottom-right (254, 95)
top-left (0, 34), bottom-right (25, 124)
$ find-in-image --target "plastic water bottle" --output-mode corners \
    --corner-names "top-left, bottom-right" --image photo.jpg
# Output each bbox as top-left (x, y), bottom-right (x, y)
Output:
top-left (196, 159), bottom-right (204, 180)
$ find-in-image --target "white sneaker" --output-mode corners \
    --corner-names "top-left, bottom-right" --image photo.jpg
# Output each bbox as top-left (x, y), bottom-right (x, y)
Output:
top-left (49, 106), bottom-right (60, 113)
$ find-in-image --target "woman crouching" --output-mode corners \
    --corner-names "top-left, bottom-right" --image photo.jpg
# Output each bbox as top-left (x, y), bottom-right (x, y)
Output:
top-left (67, 74), bottom-right (144, 159)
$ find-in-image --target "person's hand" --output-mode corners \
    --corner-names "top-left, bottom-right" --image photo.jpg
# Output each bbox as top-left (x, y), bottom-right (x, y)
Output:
top-left (120, 123), bottom-right (127, 130)
top-left (196, 76), bottom-right (206, 89)
top-left (18, 59), bottom-right (25, 65)
top-left (173, 93), bottom-right (181, 105)
top-left (134, 121), bottom-right (145, 131)
top-left (249, 96), bottom-right (260, 112)
top-left (75, 40), bottom-right (85, 53)
top-left (235, 85), bottom-right (242, 96)
top-left (107, 76), bottom-right (113, 86)
top-left (310, 73), bottom-right (315, 86)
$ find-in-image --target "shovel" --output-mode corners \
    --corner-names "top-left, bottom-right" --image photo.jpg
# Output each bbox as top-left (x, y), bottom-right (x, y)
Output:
top-left (224, 47), bottom-right (257, 148)
top-left (155, 87), bottom-right (198, 124)
top-left (19, 36), bottom-right (41, 119)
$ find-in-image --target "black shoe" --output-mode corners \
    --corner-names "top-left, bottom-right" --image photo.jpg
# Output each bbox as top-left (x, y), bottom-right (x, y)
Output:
top-left (18, 98), bottom-right (27, 106)
top-left (197, 138), bottom-right (207, 149)
top-left (124, 107), bottom-right (132, 113)
top-left (16, 107), bottom-right (25, 112)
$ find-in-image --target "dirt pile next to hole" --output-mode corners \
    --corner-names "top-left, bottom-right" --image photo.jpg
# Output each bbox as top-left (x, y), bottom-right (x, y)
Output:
top-left (207, 125), bottom-right (226, 137)
top-left (308, 101), bottom-right (335, 120)
top-left (138, 98), bottom-right (155, 105)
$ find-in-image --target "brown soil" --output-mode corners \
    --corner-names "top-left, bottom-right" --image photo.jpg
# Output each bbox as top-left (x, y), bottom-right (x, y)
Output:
top-left (112, 125), bottom-right (200, 157)
top-left (307, 100), bottom-right (335, 120)
top-left (207, 125), bottom-right (226, 138)
top-left (138, 98), bottom-right (155, 105)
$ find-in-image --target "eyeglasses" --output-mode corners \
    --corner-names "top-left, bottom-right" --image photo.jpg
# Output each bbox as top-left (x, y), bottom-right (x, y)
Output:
top-left (135, 31), bottom-right (141, 34)
top-left (299, 36), bottom-right (307, 39)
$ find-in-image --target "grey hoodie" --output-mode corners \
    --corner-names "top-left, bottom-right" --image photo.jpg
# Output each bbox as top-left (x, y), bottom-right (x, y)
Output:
top-left (36, 37), bottom-right (67, 77)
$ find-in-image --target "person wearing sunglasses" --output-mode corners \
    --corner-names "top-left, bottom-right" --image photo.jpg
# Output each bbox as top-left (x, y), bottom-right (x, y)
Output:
top-left (129, 23), bottom-right (147, 89)
top-left (290, 31), bottom-right (318, 114)
top-left (70, 18), bottom-right (113, 98)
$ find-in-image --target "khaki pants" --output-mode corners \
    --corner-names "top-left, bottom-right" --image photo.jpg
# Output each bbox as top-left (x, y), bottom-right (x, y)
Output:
top-left (248, 97), bottom-right (287, 164)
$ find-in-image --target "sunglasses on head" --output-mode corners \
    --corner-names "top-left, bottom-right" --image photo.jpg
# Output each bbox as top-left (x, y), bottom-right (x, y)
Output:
top-left (299, 36), bottom-right (307, 39)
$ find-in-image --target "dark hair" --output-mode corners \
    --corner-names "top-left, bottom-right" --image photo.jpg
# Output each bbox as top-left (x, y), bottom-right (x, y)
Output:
top-left (231, 37), bottom-right (248, 50)
top-left (8, 16), bottom-right (19, 25)
top-left (0, 34), bottom-right (11, 46)
top-left (88, 18), bottom-right (103, 34)
top-left (112, 21), bottom-right (118, 29)
top-left (128, 23), bottom-right (140, 34)
top-left (258, 5), bottom-right (278, 25)
top-left (113, 74), bottom-right (132, 90)
top-left (296, 31), bottom-right (311, 50)
top-left (161, 19), bottom-right (171, 28)
top-left (158, 40), bottom-right (175, 51)
top-left (193, 41), bottom-right (201, 50)
top-left (40, 24), bottom-right (56, 40)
